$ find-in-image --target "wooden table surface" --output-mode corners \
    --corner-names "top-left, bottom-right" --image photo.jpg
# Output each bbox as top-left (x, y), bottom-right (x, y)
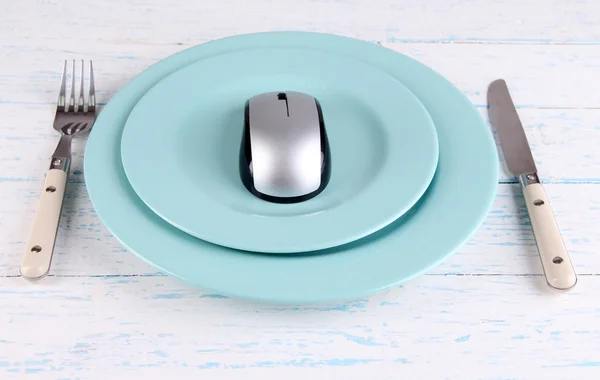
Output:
top-left (1, 1), bottom-right (600, 378)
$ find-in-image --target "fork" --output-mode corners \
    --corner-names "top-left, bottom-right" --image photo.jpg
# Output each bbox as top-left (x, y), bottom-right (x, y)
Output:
top-left (21, 60), bottom-right (96, 280)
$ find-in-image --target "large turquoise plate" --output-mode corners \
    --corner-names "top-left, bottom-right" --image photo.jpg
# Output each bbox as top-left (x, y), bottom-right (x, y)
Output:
top-left (120, 47), bottom-right (439, 253)
top-left (84, 32), bottom-right (498, 303)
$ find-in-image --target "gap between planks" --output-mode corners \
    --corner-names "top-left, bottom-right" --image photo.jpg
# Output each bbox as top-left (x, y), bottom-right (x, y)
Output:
top-left (382, 39), bottom-right (600, 46)
top-left (3, 273), bottom-right (600, 279)
top-left (3, 101), bottom-right (600, 110)
top-left (3, 179), bottom-right (600, 185)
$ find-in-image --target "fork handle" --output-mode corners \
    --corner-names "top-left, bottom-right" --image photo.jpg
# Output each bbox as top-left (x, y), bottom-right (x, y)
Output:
top-left (20, 169), bottom-right (68, 280)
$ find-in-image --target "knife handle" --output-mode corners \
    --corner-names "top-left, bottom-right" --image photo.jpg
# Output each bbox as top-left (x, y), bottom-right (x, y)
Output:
top-left (20, 169), bottom-right (68, 280)
top-left (522, 182), bottom-right (577, 290)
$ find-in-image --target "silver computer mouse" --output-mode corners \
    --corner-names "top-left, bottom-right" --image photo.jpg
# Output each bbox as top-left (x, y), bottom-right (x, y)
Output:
top-left (239, 91), bottom-right (331, 203)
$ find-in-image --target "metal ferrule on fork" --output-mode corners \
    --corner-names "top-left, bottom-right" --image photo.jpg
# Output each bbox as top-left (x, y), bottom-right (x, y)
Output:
top-left (49, 134), bottom-right (74, 172)
top-left (50, 156), bottom-right (71, 172)
top-left (518, 172), bottom-right (541, 189)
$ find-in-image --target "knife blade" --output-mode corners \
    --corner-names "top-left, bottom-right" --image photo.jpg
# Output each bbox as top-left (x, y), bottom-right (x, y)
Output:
top-left (487, 79), bottom-right (577, 291)
top-left (488, 80), bottom-right (537, 176)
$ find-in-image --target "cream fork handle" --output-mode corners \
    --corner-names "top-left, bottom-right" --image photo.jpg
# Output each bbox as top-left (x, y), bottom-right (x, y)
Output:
top-left (20, 169), bottom-right (68, 280)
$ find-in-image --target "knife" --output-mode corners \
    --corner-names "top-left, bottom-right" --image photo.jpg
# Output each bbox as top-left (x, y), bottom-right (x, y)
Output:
top-left (487, 79), bottom-right (577, 291)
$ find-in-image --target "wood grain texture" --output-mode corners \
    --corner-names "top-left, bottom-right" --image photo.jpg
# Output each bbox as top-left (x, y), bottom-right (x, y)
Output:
top-left (1, 181), bottom-right (598, 278)
top-left (2, 0), bottom-right (600, 378)
top-left (3, 43), bottom-right (600, 184)
top-left (2, 43), bottom-right (600, 108)
top-left (2, 105), bottom-right (600, 184)
top-left (1, 275), bottom-right (600, 379)
top-left (2, 0), bottom-right (599, 44)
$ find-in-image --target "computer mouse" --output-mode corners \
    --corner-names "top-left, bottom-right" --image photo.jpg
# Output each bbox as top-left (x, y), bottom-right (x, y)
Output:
top-left (239, 91), bottom-right (331, 204)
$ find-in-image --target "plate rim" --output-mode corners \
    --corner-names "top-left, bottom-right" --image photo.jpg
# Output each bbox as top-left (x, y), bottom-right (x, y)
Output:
top-left (119, 46), bottom-right (440, 253)
top-left (84, 31), bottom-right (499, 304)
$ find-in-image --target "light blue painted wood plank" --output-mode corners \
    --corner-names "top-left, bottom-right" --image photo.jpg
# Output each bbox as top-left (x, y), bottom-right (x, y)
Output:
top-left (2, 43), bottom-right (600, 108)
top-left (3, 105), bottom-right (599, 184)
top-left (2, 0), bottom-right (599, 44)
top-left (1, 181), bottom-right (598, 277)
top-left (0, 275), bottom-right (599, 378)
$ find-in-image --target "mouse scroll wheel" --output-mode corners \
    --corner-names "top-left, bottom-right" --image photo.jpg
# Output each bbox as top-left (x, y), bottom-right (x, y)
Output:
top-left (249, 153), bottom-right (325, 178)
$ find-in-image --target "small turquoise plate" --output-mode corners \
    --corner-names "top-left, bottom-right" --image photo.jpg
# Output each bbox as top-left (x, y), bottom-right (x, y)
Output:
top-left (120, 47), bottom-right (439, 253)
top-left (84, 32), bottom-right (498, 303)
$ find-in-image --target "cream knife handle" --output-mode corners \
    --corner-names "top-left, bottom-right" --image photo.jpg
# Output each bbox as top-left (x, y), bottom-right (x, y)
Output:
top-left (522, 182), bottom-right (577, 290)
top-left (21, 169), bottom-right (68, 280)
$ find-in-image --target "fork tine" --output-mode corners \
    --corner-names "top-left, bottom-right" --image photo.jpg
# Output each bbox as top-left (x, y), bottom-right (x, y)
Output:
top-left (68, 59), bottom-right (75, 112)
top-left (88, 60), bottom-right (96, 113)
top-left (79, 59), bottom-right (84, 113)
top-left (56, 60), bottom-right (67, 112)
